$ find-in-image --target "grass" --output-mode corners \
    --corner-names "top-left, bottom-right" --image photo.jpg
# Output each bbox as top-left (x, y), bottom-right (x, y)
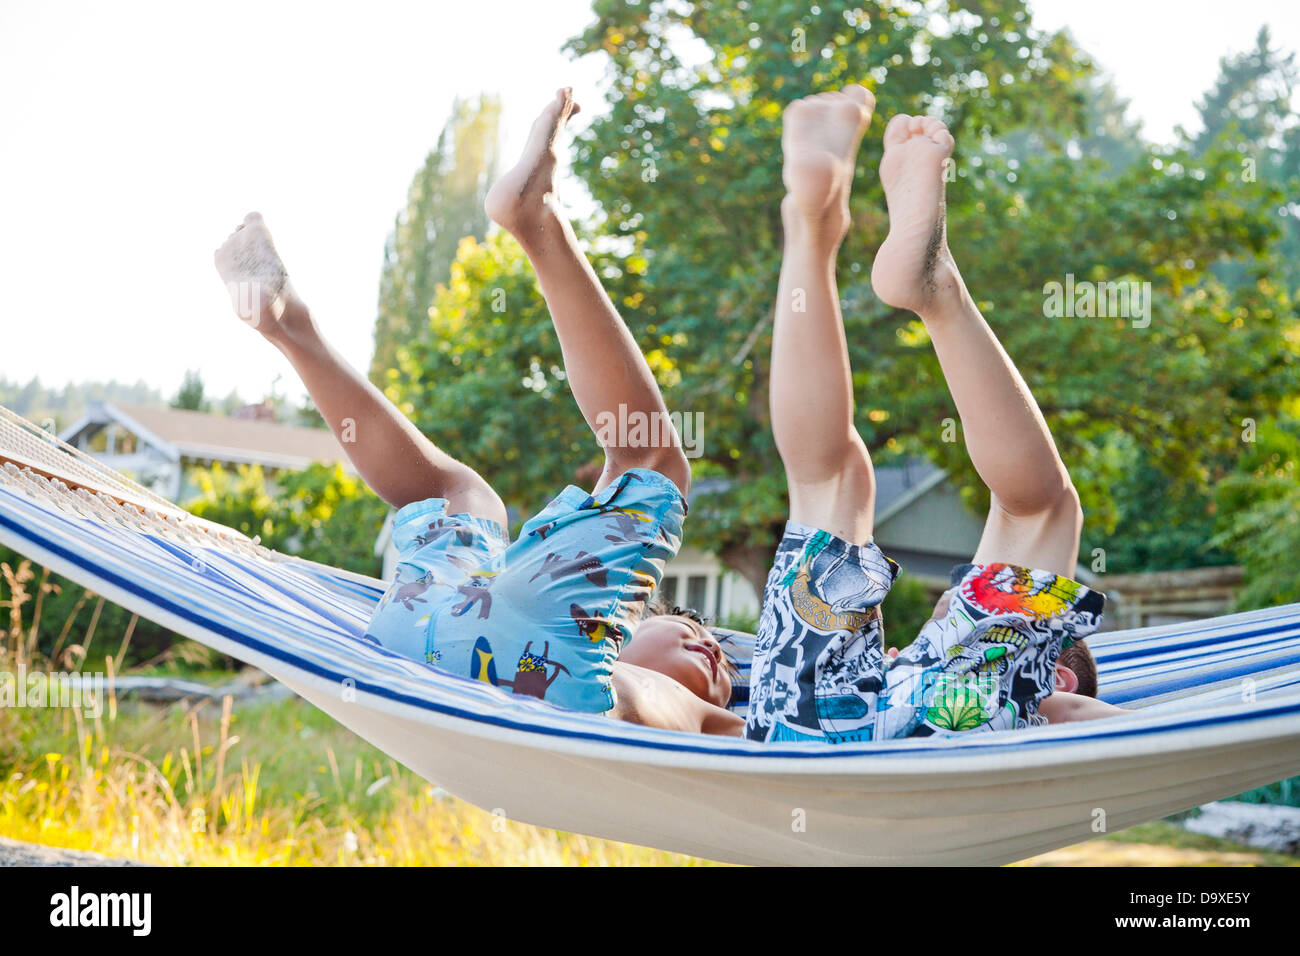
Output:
top-left (1023, 823), bottom-right (1300, 866)
top-left (0, 692), bottom-right (719, 866)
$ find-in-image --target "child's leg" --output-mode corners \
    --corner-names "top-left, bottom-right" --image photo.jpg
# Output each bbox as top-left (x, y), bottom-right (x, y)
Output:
top-left (770, 87), bottom-right (877, 544)
top-left (485, 90), bottom-right (689, 498)
top-left (214, 214), bottom-right (506, 523)
top-left (871, 116), bottom-right (1082, 579)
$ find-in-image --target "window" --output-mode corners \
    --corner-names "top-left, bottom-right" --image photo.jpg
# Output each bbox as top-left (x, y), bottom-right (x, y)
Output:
top-left (113, 426), bottom-right (138, 455)
top-left (85, 424), bottom-right (139, 455)
top-left (659, 576), bottom-right (679, 606)
top-left (687, 575), bottom-right (708, 615)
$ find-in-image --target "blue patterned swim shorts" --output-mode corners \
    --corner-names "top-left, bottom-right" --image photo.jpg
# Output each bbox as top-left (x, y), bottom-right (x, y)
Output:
top-left (743, 521), bottom-right (1106, 743)
top-left (364, 468), bottom-right (686, 714)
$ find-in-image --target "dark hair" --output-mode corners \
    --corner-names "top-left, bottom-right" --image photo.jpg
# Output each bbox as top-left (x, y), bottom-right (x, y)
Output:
top-left (641, 594), bottom-right (741, 685)
top-left (1058, 641), bottom-right (1098, 698)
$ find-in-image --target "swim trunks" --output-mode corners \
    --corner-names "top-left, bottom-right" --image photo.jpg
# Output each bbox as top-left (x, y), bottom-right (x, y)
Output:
top-left (364, 467), bottom-right (686, 714)
top-left (743, 521), bottom-right (1106, 743)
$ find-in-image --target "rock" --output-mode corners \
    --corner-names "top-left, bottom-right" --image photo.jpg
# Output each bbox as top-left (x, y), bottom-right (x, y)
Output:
top-left (1181, 801), bottom-right (1300, 854)
top-left (0, 836), bottom-right (141, 867)
top-left (108, 673), bottom-right (295, 704)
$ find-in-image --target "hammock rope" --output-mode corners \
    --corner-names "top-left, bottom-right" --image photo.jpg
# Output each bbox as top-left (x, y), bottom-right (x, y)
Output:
top-left (1, 404), bottom-right (1298, 865)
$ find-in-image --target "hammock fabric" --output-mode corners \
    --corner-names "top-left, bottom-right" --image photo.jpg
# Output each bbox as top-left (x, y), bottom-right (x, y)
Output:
top-left (1, 406), bottom-right (1298, 866)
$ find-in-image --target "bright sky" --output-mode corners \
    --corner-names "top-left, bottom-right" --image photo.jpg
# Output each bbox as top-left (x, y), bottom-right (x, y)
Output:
top-left (1, 0), bottom-right (1296, 406)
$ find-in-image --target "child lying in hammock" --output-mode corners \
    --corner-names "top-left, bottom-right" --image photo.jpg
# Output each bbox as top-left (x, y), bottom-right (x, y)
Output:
top-left (744, 86), bottom-right (1132, 743)
top-left (215, 90), bottom-right (745, 737)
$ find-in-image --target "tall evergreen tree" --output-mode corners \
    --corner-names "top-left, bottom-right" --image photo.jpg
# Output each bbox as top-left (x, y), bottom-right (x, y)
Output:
top-left (170, 369), bottom-right (209, 412)
top-left (1193, 26), bottom-right (1296, 157)
top-left (1192, 25), bottom-right (1298, 291)
top-left (370, 95), bottom-right (503, 383)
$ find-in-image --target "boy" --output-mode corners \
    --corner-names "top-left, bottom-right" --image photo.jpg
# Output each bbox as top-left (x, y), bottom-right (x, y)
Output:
top-left (745, 86), bottom-right (1131, 744)
top-left (214, 90), bottom-right (744, 737)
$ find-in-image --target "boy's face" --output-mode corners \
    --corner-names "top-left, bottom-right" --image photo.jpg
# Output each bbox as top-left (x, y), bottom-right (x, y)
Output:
top-left (621, 615), bottom-right (733, 708)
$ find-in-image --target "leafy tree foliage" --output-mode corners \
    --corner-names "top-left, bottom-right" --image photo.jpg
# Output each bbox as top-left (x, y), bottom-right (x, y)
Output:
top-left (185, 462), bottom-right (387, 577)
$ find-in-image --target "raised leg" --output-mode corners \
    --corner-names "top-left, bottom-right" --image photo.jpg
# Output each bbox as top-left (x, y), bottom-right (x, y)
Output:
top-left (485, 89), bottom-right (689, 498)
top-left (871, 115), bottom-right (1082, 579)
top-left (770, 86), bottom-right (877, 544)
top-left (213, 214), bottom-right (506, 522)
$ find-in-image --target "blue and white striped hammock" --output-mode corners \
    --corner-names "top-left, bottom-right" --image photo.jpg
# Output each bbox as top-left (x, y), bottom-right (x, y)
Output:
top-left (1, 405), bottom-right (1298, 865)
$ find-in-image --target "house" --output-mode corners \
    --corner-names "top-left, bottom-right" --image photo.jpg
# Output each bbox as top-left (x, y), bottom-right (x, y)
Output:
top-left (59, 400), bottom-right (350, 502)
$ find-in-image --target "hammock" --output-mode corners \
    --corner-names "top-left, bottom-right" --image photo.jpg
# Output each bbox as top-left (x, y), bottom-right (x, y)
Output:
top-left (1, 406), bottom-right (1298, 866)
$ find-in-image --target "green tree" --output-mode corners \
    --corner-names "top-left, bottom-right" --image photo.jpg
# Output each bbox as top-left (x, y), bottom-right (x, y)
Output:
top-left (1192, 25), bottom-right (1299, 295)
top-left (370, 95), bottom-right (503, 383)
top-left (185, 462), bottom-right (387, 577)
top-left (388, 231), bottom-right (602, 518)
top-left (216, 388), bottom-right (247, 416)
top-left (171, 369), bottom-right (209, 412)
top-left (1193, 25), bottom-right (1296, 162)
top-left (1106, 26), bottom-right (1300, 586)
top-left (294, 396), bottom-right (328, 430)
top-left (1210, 408), bottom-right (1300, 609)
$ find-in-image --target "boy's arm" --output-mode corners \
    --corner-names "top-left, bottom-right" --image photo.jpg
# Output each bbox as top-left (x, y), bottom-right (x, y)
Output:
top-left (1038, 691), bottom-right (1134, 724)
top-left (700, 701), bottom-right (746, 737)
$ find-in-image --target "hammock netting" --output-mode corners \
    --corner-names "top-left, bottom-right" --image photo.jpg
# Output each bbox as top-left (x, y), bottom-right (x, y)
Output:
top-left (1, 405), bottom-right (1297, 865)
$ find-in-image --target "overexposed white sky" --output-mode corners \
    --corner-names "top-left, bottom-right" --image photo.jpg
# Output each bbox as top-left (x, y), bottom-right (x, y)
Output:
top-left (1, 0), bottom-right (1296, 405)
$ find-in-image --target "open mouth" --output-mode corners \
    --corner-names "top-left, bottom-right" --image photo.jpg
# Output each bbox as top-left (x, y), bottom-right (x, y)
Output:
top-left (684, 643), bottom-right (718, 681)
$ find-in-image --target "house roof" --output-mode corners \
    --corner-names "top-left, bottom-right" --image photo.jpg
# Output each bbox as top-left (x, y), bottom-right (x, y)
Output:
top-left (62, 400), bottom-right (351, 472)
top-left (873, 458), bottom-right (948, 523)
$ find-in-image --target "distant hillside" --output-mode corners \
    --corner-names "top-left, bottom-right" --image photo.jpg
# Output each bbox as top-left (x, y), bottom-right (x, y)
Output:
top-left (0, 376), bottom-right (167, 431)
top-left (0, 375), bottom-right (327, 432)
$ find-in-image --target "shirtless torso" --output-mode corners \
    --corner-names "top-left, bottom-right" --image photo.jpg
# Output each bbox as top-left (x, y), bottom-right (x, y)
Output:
top-left (608, 662), bottom-right (745, 736)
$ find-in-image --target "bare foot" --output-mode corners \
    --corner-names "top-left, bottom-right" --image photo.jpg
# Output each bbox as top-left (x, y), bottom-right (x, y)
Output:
top-left (870, 114), bottom-right (962, 315)
top-left (780, 85), bottom-right (875, 240)
top-left (484, 88), bottom-right (580, 239)
top-left (213, 212), bottom-right (310, 341)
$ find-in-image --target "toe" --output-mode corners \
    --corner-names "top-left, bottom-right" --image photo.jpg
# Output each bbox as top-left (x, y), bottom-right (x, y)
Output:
top-left (882, 113), bottom-right (913, 147)
top-left (907, 115), bottom-right (927, 135)
top-left (842, 83), bottom-right (873, 107)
